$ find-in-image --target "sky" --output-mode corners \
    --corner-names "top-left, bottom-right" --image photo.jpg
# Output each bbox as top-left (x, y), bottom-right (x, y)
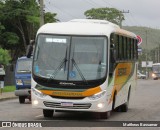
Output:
top-left (44, 0), bottom-right (160, 28)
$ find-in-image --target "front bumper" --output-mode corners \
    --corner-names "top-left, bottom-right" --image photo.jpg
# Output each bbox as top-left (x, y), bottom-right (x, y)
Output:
top-left (31, 91), bottom-right (112, 112)
top-left (15, 89), bottom-right (31, 96)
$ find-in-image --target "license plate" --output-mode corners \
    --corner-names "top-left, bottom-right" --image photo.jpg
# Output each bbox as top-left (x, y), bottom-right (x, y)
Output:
top-left (61, 102), bottom-right (73, 107)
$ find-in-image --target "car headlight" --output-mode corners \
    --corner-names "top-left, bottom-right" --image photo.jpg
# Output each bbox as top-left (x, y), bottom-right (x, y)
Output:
top-left (88, 90), bottom-right (106, 100)
top-left (16, 79), bottom-right (23, 85)
top-left (32, 87), bottom-right (47, 98)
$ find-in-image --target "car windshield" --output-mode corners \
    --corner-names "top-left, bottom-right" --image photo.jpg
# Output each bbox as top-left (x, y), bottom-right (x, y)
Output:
top-left (33, 34), bottom-right (107, 81)
top-left (17, 59), bottom-right (32, 73)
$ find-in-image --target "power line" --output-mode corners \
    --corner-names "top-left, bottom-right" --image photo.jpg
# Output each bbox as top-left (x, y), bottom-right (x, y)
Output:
top-left (130, 12), bottom-right (142, 27)
top-left (123, 13), bottom-right (135, 26)
top-left (85, 0), bottom-right (98, 8)
top-left (45, 0), bottom-right (78, 20)
top-left (101, 0), bottom-right (115, 8)
top-left (89, 0), bottom-right (104, 7)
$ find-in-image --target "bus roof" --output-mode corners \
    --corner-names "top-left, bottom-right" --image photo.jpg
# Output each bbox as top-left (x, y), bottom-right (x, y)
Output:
top-left (152, 63), bottom-right (160, 66)
top-left (37, 19), bottom-right (136, 38)
top-left (18, 56), bottom-right (32, 60)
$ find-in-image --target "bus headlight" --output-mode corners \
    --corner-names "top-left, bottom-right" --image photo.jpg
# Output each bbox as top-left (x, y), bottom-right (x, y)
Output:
top-left (32, 88), bottom-right (47, 98)
top-left (88, 90), bottom-right (106, 100)
top-left (152, 73), bottom-right (156, 77)
top-left (33, 100), bottom-right (39, 105)
top-left (16, 79), bottom-right (23, 85)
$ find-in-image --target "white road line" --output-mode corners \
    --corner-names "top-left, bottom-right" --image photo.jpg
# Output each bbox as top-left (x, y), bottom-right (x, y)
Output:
top-left (35, 114), bottom-right (43, 118)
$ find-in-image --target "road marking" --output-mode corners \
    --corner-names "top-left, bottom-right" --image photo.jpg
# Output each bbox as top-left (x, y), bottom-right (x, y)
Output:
top-left (35, 114), bottom-right (43, 118)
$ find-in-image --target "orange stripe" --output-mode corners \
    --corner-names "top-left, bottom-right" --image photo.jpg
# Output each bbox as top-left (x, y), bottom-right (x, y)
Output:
top-left (40, 86), bottom-right (102, 97)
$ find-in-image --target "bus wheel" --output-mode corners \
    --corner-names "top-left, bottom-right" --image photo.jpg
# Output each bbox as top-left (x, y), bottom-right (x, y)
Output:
top-left (120, 102), bottom-right (128, 112)
top-left (43, 109), bottom-right (54, 118)
top-left (100, 111), bottom-right (111, 119)
top-left (19, 96), bottom-right (25, 104)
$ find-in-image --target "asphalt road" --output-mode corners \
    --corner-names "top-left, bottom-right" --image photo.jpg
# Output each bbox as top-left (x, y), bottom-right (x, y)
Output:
top-left (0, 79), bottom-right (160, 129)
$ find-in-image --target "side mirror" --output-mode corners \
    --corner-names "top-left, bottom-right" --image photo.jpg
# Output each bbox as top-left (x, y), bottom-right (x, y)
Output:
top-left (26, 45), bottom-right (33, 58)
top-left (26, 40), bottom-right (35, 58)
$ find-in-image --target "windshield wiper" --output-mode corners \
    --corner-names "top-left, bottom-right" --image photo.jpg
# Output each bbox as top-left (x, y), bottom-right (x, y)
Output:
top-left (71, 58), bottom-right (88, 85)
top-left (49, 58), bottom-right (67, 79)
top-left (49, 47), bottom-right (68, 79)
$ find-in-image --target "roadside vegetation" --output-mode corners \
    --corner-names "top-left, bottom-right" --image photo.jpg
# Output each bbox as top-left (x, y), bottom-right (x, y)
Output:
top-left (0, 0), bottom-right (58, 66)
top-left (3, 86), bottom-right (15, 92)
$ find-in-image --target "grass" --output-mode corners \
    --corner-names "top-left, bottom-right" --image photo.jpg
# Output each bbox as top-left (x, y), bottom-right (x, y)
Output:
top-left (3, 86), bottom-right (15, 92)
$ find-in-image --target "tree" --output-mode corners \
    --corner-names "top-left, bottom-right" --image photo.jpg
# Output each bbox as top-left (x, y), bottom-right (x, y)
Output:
top-left (84, 7), bottom-right (125, 26)
top-left (0, 48), bottom-right (11, 66)
top-left (44, 12), bottom-right (59, 23)
top-left (0, 1), bottom-right (5, 36)
top-left (1, 0), bottom-right (40, 50)
top-left (0, 0), bottom-right (58, 62)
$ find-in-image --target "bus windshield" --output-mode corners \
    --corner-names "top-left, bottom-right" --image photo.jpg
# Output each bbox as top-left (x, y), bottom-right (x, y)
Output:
top-left (152, 65), bottom-right (160, 73)
top-left (33, 34), bottom-right (107, 81)
top-left (17, 59), bottom-right (32, 73)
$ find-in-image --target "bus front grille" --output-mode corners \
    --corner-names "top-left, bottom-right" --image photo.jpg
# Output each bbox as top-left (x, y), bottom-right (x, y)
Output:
top-left (43, 101), bottom-right (91, 109)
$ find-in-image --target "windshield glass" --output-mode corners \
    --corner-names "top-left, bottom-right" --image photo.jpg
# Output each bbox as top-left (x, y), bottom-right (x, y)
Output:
top-left (17, 59), bottom-right (32, 73)
top-left (152, 65), bottom-right (160, 73)
top-left (33, 34), bottom-right (107, 81)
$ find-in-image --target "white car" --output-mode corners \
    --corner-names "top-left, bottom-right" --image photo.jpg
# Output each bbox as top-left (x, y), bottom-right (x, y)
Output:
top-left (137, 72), bottom-right (147, 79)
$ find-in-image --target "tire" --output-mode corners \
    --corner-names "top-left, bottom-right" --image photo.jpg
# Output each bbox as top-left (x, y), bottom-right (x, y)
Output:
top-left (43, 109), bottom-right (54, 118)
top-left (29, 97), bottom-right (31, 101)
top-left (120, 102), bottom-right (128, 112)
top-left (100, 111), bottom-right (111, 119)
top-left (19, 96), bottom-right (25, 104)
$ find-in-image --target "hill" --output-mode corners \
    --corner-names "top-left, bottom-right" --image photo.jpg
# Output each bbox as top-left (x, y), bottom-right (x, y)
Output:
top-left (123, 26), bottom-right (160, 50)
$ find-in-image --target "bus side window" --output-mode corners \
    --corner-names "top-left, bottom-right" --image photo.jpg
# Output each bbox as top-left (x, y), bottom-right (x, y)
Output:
top-left (115, 35), bottom-right (119, 60)
top-left (124, 37), bottom-right (127, 60)
top-left (131, 39), bottom-right (134, 60)
top-left (127, 38), bottom-right (131, 60)
top-left (119, 36), bottom-right (123, 60)
top-left (109, 34), bottom-right (116, 76)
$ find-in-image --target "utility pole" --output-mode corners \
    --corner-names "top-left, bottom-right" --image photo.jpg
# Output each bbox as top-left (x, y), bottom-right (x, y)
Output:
top-left (145, 30), bottom-right (148, 79)
top-left (155, 48), bottom-right (157, 63)
top-left (119, 10), bottom-right (129, 28)
top-left (158, 48), bottom-right (159, 62)
top-left (159, 44), bottom-right (160, 63)
top-left (39, 0), bottom-right (44, 26)
top-left (112, 10), bottom-right (129, 28)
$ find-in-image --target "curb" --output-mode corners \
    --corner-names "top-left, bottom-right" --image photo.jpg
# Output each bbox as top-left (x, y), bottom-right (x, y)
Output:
top-left (0, 96), bottom-right (18, 102)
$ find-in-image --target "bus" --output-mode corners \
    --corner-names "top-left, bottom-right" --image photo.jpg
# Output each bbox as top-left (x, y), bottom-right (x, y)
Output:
top-left (30, 19), bottom-right (138, 119)
top-left (15, 56), bottom-right (32, 103)
top-left (152, 63), bottom-right (160, 80)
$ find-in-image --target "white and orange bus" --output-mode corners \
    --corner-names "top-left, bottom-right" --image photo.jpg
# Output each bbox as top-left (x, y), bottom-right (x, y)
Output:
top-left (31, 19), bottom-right (138, 119)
